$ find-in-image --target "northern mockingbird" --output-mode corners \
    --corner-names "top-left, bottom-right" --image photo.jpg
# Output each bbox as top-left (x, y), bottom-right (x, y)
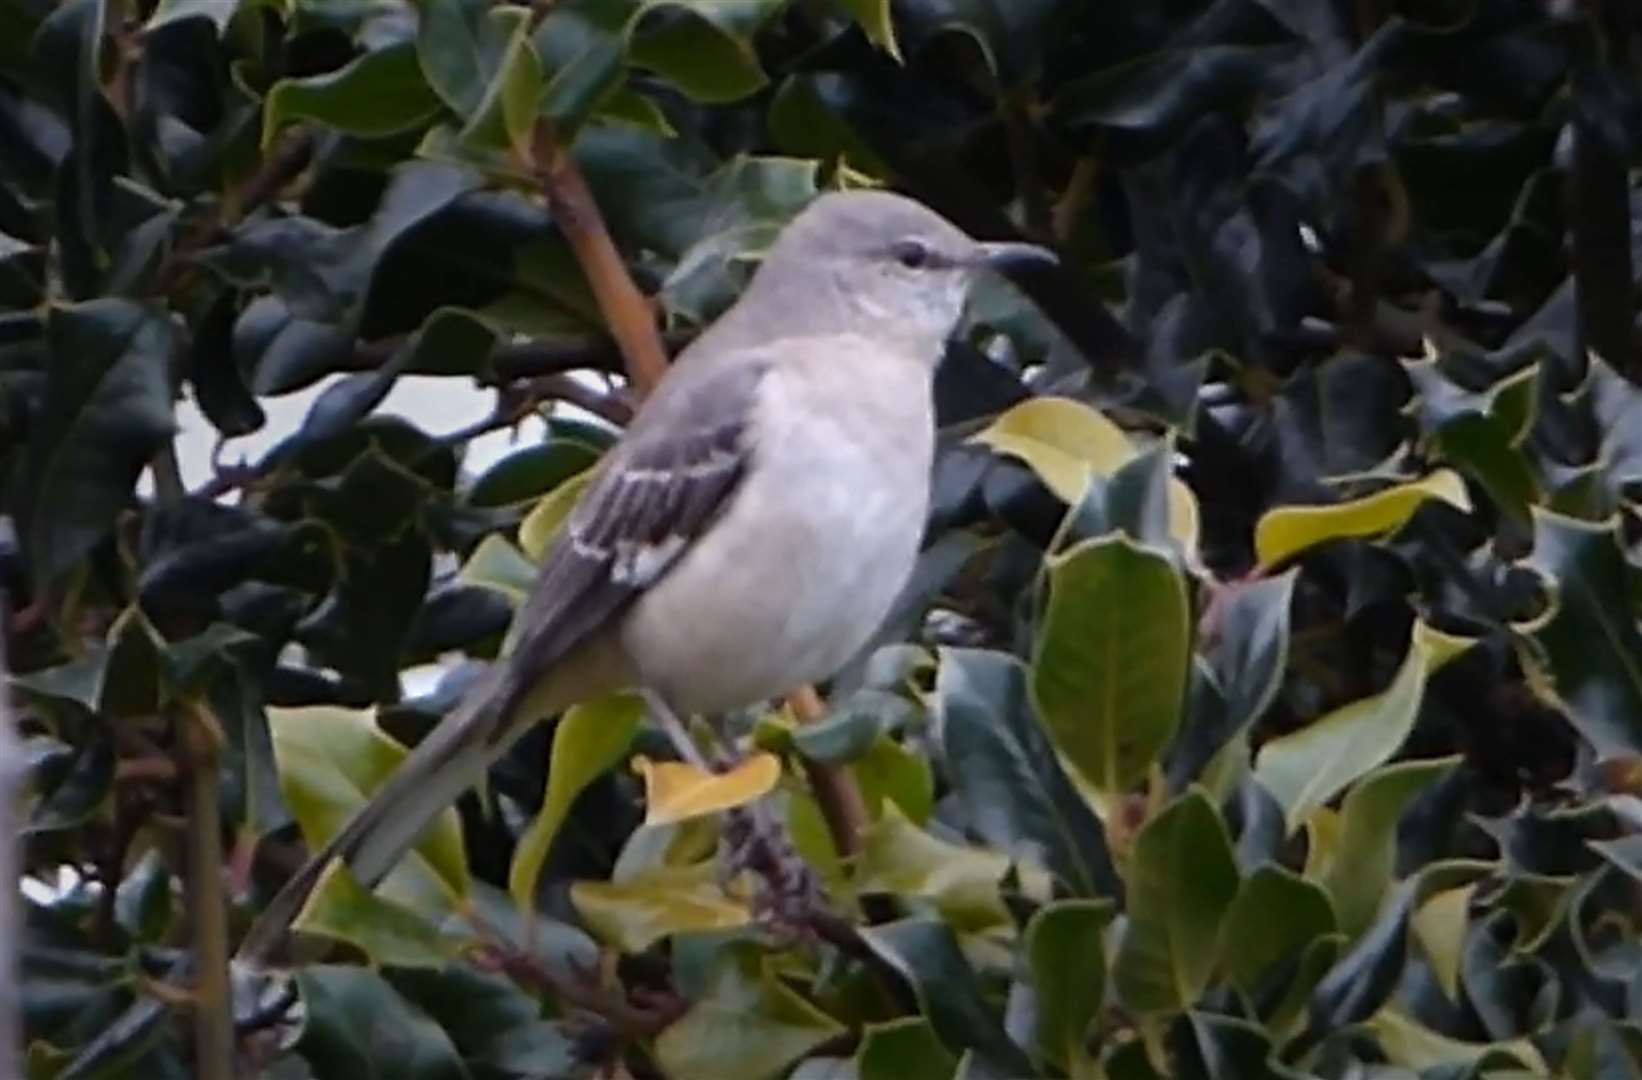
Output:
top-left (244, 190), bottom-right (1054, 956)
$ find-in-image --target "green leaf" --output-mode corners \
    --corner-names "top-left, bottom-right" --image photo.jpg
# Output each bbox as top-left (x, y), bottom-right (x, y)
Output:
top-left (1111, 790), bottom-right (1240, 1015)
top-left (857, 1018), bottom-right (956, 1080)
top-left (935, 647), bottom-right (1119, 897)
top-left (833, 0), bottom-right (900, 58)
top-left (1255, 621), bottom-right (1474, 832)
top-left (570, 862), bottom-right (749, 952)
top-left (1021, 900), bottom-right (1114, 1070)
top-left (21, 299), bottom-right (175, 584)
top-left (1316, 756), bottom-right (1460, 938)
top-left (413, 0), bottom-right (499, 116)
top-left (628, 0), bottom-right (789, 104)
top-left (293, 965), bottom-right (467, 1079)
top-left (859, 918), bottom-right (1034, 1076)
top-left (509, 692), bottom-right (643, 909)
top-left (1032, 534), bottom-right (1190, 800)
top-left (295, 864), bottom-right (455, 968)
top-left (655, 947), bottom-right (844, 1080)
top-left (1254, 469), bottom-right (1472, 570)
top-left (518, 468), bottom-right (596, 561)
top-left (456, 533), bottom-right (540, 606)
top-left (852, 733), bottom-right (935, 824)
top-left (450, 7), bottom-right (543, 162)
top-left (1168, 571), bottom-right (1297, 789)
top-left (264, 43), bottom-right (443, 144)
top-left (270, 706), bottom-right (469, 920)
top-left (1217, 865), bottom-right (1336, 994)
top-left (855, 802), bottom-right (1014, 931)
top-left (1519, 509), bottom-right (1642, 755)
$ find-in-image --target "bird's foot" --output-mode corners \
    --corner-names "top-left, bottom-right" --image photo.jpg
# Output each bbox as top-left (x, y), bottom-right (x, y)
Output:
top-left (721, 801), bottom-right (822, 946)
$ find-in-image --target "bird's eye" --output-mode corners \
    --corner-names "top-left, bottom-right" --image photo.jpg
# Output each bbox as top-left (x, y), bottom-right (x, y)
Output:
top-left (891, 239), bottom-right (932, 269)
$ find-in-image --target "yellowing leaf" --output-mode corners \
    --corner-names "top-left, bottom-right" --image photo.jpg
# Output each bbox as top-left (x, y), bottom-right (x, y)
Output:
top-left (1255, 622), bottom-right (1476, 833)
top-left (509, 693), bottom-right (644, 911)
top-left (518, 467), bottom-right (595, 561)
top-left (1411, 884), bottom-right (1474, 999)
top-left (1368, 1007), bottom-right (1545, 1073)
top-left (968, 396), bottom-right (1134, 503)
top-left (456, 533), bottom-right (537, 603)
top-left (571, 863), bottom-right (750, 952)
top-left (270, 706), bottom-right (468, 919)
top-left (636, 752), bottom-right (782, 826)
top-left (971, 397), bottom-right (1199, 555)
top-left (834, 0), bottom-right (900, 59)
top-left (1254, 469), bottom-right (1472, 570)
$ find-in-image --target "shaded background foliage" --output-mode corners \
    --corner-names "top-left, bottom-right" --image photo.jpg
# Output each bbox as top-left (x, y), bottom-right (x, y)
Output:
top-left (4, 0), bottom-right (1642, 1076)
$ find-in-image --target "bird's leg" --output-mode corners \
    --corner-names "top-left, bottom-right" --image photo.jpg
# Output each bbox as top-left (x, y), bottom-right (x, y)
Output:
top-left (640, 691), bottom-right (819, 941)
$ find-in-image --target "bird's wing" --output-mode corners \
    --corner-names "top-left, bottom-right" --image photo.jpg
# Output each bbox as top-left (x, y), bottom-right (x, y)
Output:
top-left (484, 353), bottom-right (770, 738)
top-left (236, 356), bottom-right (773, 964)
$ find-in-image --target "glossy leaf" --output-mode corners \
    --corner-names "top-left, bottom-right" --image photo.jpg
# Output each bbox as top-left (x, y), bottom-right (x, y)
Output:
top-left (936, 647), bottom-right (1120, 898)
top-left (20, 300), bottom-right (175, 584)
top-left (570, 862), bottom-right (750, 952)
top-left (1033, 534), bottom-right (1190, 799)
top-left (636, 752), bottom-right (781, 826)
top-left (264, 44), bottom-right (443, 144)
top-left (1254, 469), bottom-right (1472, 570)
top-left (1112, 791), bottom-right (1240, 1015)
top-left (1218, 865), bottom-right (1336, 994)
top-left (1255, 622), bottom-right (1475, 831)
top-left (1020, 900), bottom-right (1113, 1070)
top-left (509, 692), bottom-right (644, 909)
top-left (656, 947), bottom-right (845, 1080)
top-left (270, 706), bottom-right (469, 919)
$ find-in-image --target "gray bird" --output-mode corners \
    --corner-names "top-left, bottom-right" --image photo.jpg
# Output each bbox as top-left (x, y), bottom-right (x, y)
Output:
top-left (241, 189), bottom-right (1055, 958)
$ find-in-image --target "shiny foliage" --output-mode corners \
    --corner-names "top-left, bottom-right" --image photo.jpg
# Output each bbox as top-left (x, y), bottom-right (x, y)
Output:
top-left (5, 0), bottom-right (1642, 1077)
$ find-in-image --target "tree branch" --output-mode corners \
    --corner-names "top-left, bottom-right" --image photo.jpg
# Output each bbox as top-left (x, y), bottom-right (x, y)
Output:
top-left (179, 698), bottom-right (234, 1079)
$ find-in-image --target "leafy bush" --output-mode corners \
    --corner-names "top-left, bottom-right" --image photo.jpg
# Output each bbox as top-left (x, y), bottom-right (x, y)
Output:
top-left (6, 0), bottom-right (1642, 1077)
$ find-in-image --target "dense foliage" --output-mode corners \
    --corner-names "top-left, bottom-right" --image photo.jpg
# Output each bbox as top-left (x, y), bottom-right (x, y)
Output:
top-left (5, 0), bottom-right (1642, 1076)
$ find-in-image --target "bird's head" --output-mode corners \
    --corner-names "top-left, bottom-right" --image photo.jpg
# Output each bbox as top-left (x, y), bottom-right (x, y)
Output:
top-left (744, 189), bottom-right (1057, 357)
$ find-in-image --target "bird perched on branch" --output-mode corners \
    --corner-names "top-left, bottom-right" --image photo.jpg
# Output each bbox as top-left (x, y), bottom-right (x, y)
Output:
top-left (241, 188), bottom-right (1056, 959)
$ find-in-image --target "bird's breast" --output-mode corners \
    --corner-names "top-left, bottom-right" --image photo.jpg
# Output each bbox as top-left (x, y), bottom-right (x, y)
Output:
top-left (621, 351), bottom-right (935, 715)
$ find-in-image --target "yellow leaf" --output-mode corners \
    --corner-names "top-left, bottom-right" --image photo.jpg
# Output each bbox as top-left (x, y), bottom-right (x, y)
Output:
top-left (636, 753), bottom-right (782, 827)
top-left (968, 396), bottom-right (1134, 503)
top-left (1411, 884), bottom-right (1474, 999)
top-left (969, 397), bottom-right (1200, 556)
top-left (571, 863), bottom-right (751, 952)
top-left (518, 467), bottom-right (595, 561)
top-left (1254, 469), bottom-right (1471, 570)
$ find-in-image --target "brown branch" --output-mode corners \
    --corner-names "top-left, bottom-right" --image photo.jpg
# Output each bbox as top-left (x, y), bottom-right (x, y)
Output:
top-left (179, 698), bottom-right (234, 1079)
top-left (526, 118), bottom-right (873, 872)
top-left (532, 123), bottom-right (669, 394)
top-left (787, 687), bottom-right (870, 860)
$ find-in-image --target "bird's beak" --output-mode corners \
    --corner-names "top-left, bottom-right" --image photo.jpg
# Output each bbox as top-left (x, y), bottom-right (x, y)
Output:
top-left (977, 241), bottom-right (1058, 272)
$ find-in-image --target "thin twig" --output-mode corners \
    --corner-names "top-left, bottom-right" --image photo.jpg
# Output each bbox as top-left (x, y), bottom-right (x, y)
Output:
top-left (179, 698), bottom-right (234, 1078)
top-left (787, 686), bottom-right (869, 860)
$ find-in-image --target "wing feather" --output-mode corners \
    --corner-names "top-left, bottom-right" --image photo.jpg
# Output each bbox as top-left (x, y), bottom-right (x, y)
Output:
top-left (479, 357), bottom-right (768, 741)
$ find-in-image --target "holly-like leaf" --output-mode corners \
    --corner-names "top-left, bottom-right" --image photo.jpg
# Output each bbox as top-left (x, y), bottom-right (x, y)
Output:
top-left (509, 692), bottom-right (644, 909)
top-left (20, 299), bottom-right (175, 584)
top-left (570, 862), bottom-right (750, 952)
top-left (1254, 469), bottom-right (1472, 570)
top-left (1519, 510), bottom-right (1642, 756)
top-left (1112, 790), bottom-right (1240, 1018)
top-left (655, 947), bottom-right (844, 1080)
top-left (1032, 534), bottom-right (1190, 801)
top-left (1255, 621), bottom-right (1475, 831)
top-left (636, 752), bottom-right (781, 827)
top-left (264, 43), bottom-right (443, 144)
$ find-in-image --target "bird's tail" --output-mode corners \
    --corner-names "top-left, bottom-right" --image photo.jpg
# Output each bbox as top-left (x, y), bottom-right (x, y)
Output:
top-left (238, 668), bottom-right (515, 964)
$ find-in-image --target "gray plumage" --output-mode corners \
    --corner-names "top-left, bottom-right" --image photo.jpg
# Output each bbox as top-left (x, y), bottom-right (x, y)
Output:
top-left (239, 190), bottom-right (1054, 961)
